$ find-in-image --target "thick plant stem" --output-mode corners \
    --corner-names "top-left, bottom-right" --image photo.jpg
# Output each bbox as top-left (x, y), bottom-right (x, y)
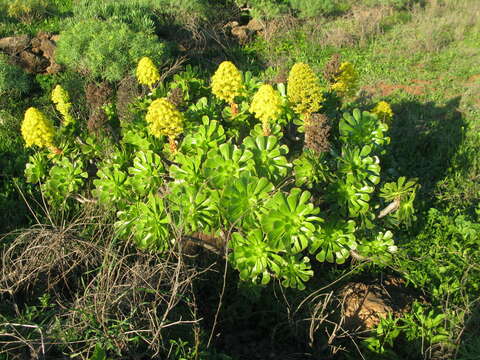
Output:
top-left (262, 121), bottom-right (271, 136)
top-left (303, 113), bottom-right (312, 151)
top-left (169, 136), bottom-right (177, 154)
top-left (49, 146), bottom-right (63, 155)
top-left (230, 102), bottom-right (239, 116)
top-left (303, 112), bottom-right (312, 126)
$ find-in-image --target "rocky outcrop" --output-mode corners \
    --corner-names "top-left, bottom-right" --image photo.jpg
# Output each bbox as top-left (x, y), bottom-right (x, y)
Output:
top-left (0, 35), bottom-right (30, 54)
top-left (339, 276), bottom-right (415, 330)
top-left (225, 18), bottom-right (265, 44)
top-left (0, 32), bottom-right (61, 74)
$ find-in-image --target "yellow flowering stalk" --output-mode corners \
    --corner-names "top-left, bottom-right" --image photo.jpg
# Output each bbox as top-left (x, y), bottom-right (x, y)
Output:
top-left (21, 107), bottom-right (58, 152)
top-left (136, 57), bottom-right (160, 89)
top-left (51, 85), bottom-right (74, 126)
top-left (145, 98), bottom-right (183, 152)
top-left (287, 62), bottom-right (323, 121)
top-left (330, 61), bottom-right (358, 97)
top-left (211, 61), bottom-right (243, 115)
top-left (371, 101), bottom-right (393, 123)
top-left (249, 84), bottom-right (282, 136)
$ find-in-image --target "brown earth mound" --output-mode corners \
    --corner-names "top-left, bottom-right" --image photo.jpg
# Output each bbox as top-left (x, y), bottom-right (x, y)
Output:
top-left (0, 31), bottom-right (61, 74)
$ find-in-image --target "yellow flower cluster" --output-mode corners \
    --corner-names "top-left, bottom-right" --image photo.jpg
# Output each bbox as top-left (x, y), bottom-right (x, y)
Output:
top-left (330, 61), bottom-right (358, 97)
top-left (21, 107), bottom-right (55, 149)
top-left (249, 84), bottom-right (283, 135)
top-left (287, 63), bottom-right (323, 117)
top-left (371, 101), bottom-right (393, 123)
top-left (51, 85), bottom-right (74, 126)
top-left (145, 98), bottom-right (183, 140)
top-left (211, 61), bottom-right (243, 104)
top-left (136, 57), bottom-right (160, 88)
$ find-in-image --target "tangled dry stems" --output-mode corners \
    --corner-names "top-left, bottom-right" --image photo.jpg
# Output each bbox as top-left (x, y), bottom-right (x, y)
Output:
top-left (1, 224), bottom-right (102, 296)
top-left (0, 216), bottom-right (205, 359)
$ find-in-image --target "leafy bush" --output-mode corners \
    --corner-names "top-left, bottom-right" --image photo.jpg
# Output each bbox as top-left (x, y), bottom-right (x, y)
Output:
top-left (55, 19), bottom-right (169, 82)
top-left (0, 54), bottom-right (31, 98)
top-left (20, 58), bottom-right (417, 291)
top-left (401, 208), bottom-right (480, 305)
top-left (363, 302), bottom-right (450, 358)
top-left (2, 0), bottom-right (52, 22)
top-left (72, 0), bottom-right (210, 31)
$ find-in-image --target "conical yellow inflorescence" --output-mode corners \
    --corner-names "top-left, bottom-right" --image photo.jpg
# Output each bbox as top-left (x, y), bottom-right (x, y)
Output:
top-left (51, 85), bottom-right (74, 126)
top-left (136, 57), bottom-right (160, 88)
top-left (249, 84), bottom-right (283, 136)
top-left (21, 107), bottom-right (55, 149)
top-left (145, 98), bottom-right (183, 151)
top-left (287, 63), bottom-right (323, 117)
top-left (330, 61), bottom-right (358, 97)
top-left (371, 101), bottom-right (393, 123)
top-left (211, 61), bottom-right (244, 105)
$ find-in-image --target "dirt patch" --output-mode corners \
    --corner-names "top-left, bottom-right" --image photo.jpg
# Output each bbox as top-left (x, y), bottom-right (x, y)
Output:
top-left (339, 276), bottom-right (416, 331)
top-left (225, 18), bottom-right (265, 44)
top-left (363, 81), bottom-right (427, 97)
top-left (466, 74), bottom-right (480, 84)
top-left (411, 79), bottom-right (432, 85)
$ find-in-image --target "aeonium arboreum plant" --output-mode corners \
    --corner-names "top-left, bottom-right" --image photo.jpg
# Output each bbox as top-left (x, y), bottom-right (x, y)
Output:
top-left (20, 59), bottom-right (417, 290)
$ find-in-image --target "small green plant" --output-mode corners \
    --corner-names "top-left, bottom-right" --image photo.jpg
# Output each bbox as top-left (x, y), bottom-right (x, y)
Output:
top-left (363, 302), bottom-right (450, 358)
top-left (5, 0), bottom-right (52, 22)
top-left (55, 19), bottom-right (168, 82)
top-left (0, 54), bottom-right (31, 98)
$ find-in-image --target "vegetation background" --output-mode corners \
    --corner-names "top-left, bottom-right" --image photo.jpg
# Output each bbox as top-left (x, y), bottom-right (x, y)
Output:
top-left (0, 0), bottom-right (479, 359)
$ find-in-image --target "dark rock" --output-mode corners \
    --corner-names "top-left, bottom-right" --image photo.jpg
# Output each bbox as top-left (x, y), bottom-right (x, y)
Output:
top-left (1, 33), bottom-right (60, 74)
top-left (247, 18), bottom-right (264, 32)
top-left (338, 276), bottom-right (415, 331)
top-left (17, 51), bottom-right (48, 73)
top-left (0, 35), bottom-right (30, 55)
top-left (46, 62), bottom-right (62, 75)
top-left (231, 25), bottom-right (250, 44)
top-left (225, 21), bottom-right (239, 29)
top-left (39, 38), bottom-right (56, 60)
top-left (37, 31), bottom-right (50, 41)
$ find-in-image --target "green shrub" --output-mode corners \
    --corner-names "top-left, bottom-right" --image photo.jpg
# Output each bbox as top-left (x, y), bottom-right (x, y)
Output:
top-left (20, 59), bottom-right (418, 291)
top-left (2, 0), bottom-right (52, 22)
top-left (72, 0), bottom-right (209, 31)
top-left (55, 19), bottom-right (169, 82)
top-left (0, 54), bottom-right (31, 97)
top-left (72, 0), bottom-right (158, 33)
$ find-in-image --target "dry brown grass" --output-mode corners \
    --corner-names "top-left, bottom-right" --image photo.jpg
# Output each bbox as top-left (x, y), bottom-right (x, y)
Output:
top-left (1, 224), bottom-right (103, 296)
top-left (59, 246), bottom-right (202, 358)
top-left (397, 0), bottom-right (480, 53)
top-left (0, 213), bottom-right (207, 359)
top-left (258, 5), bottom-right (394, 55)
top-left (323, 5), bottom-right (394, 48)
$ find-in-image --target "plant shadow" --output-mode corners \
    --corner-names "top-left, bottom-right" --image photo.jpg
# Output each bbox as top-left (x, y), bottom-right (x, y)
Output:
top-left (384, 96), bottom-right (467, 208)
